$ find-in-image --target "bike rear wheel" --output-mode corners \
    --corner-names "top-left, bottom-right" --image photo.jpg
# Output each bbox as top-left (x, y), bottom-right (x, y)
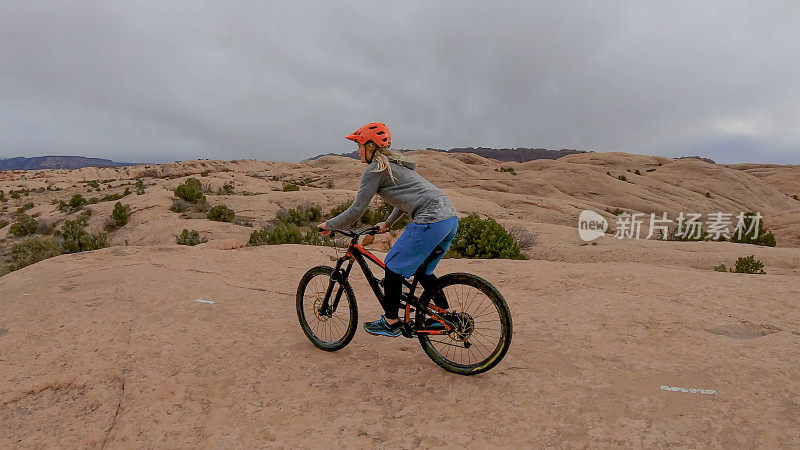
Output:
top-left (418, 273), bottom-right (512, 375)
top-left (296, 265), bottom-right (358, 351)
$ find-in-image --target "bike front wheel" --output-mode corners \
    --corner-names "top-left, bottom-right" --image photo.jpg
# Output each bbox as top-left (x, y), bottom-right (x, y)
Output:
top-left (418, 273), bottom-right (512, 375)
top-left (296, 265), bottom-right (358, 351)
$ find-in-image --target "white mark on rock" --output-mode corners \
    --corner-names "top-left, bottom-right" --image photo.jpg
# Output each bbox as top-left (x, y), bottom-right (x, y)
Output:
top-left (194, 299), bottom-right (215, 304)
top-left (21, 293), bottom-right (31, 296)
top-left (660, 385), bottom-right (716, 395)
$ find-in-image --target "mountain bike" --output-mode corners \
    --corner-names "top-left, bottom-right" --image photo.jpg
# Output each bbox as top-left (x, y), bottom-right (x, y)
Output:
top-left (296, 226), bottom-right (512, 375)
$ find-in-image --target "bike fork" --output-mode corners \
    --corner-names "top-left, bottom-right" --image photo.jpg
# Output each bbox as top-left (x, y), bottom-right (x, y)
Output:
top-left (320, 258), bottom-right (353, 316)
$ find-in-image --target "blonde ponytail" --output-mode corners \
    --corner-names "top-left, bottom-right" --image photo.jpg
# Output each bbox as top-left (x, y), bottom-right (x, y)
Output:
top-left (367, 142), bottom-right (403, 181)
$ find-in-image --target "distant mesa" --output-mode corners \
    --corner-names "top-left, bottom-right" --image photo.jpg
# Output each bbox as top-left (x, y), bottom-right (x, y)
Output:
top-left (675, 155), bottom-right (717, 164)
top-left (0, 156), bottom-right (135, 171)
top-left (306, 147), bottom-right (588, 162)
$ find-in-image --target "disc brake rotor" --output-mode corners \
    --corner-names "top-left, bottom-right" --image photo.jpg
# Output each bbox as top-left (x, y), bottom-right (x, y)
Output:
top-left (449, 312), bottom-right (475, 342)
top-left (313, 296), bottom-right (331, 322)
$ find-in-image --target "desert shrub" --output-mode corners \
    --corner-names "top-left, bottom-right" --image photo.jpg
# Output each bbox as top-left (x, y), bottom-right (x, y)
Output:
top-left (248, 222), bottom-right (332, 246)
top-left (6, 236), bottom-right (62, 272)
top-left (634, 169), bottom-right (641, 175)
top-left (0, 219), bottom-right (8, 229)
top-left (729, 212), bottom-right (777, 247)
top-left (730, 255), bottom-right (765, 274)
top-left (21, 202), bottom-right (34, 211)
top-left (668, 223), bottom-right (708, 241)
top-left (174, 178), bottom-right (205, 203)
top-left (233, 216), bottom-right (253, 227)
top-left (56, 218), bottom-right (108, 254)
top-left (10, 191), bottom-right (20, 199)
top-left (192, 198), bottom-right (209, 213)
top-left (216, 181), bottom-right (235, 195)
top-left (618, 174), bottom-right (627, 182)
top-left (446, 214), bottom-right (524, 259)
top-left (508, 226), bottom-right (537, 251)
top-left (9, 213), bottom-right (38, 237)
top-left (713, 264), bottom-right (727, 272)
top-left (176, 229), bottom-right (207, 246)
top-left (85, 180), bottom-right (99, 188)
top-left (207, 204), bottom-right (235, 222)
top-left (282, 183), bottom-right (300, 192)
top-left (69, 194), bottom-right (87, 210)
top-left (200, 171), bottom-right (210, 177)
top-left (170, 198), bottom-right (191, 213)
top-left (705, 192), bottom-right (713, 198)
top-left (135, 179), bottom-right (146, 195)
top-left (276, 204), bottom-right (323, 226)
top-left (110, 202), bottom-right (132, 228)
top-left (328, 200), bottom-right (410, 228)
top-left (329, 200), bottom-right (352, 218)
top-left (496, 167), bottom-right (517, 175)
top-left (35, 219), bottom-right (54, 235)
top-left (606, 208), bottom-right (624, 216)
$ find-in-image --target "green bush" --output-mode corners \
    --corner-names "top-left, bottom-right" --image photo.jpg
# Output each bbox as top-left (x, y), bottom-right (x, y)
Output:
top-left (6, 236), bottom-right (62, 271)
top-left (176, 229), bottom-right (207, 246)
top-left (111, 202), bottom-right (132, 228)
top-left (174, 178), bottom-right (206, 203)
top-left (69, 194), bottom-right (87, 210)
top-left (729, 212), bottom-right (777, 247)
top-left (135, 179), bottom-right (146, 195)
top-left (618, 174), bottom-right (627, 182)
top-left (207, 204), bottom-right (235, 222)
top-left (276, 204), bottom-right (322, 226)
top-left (496, 167), bottom-right (516, 175)
top-left (8, 213), bottom-right (38, 237)
top-left (55, 218), bottom-right (108, 254)
top-left (0, 219), bottom-right (8, 229)
top-left (282, 183), bottom-right (300, 192)
top-left (10, 191), bottom-right (20, 199)
top-left (21, 202), bottom-right (34, 211)
top-left (634, 169), bottom-right (641, 175)
top-left (248, 222), bottom-right (332, 246)
top-left (730, 255), bottom-right (765, 274)
top-left (606, 208), bottom-right (624, 216)
top-left (446, 214), bottom-right (524, 259)
top-left (329, 200), bottom-right (352, 218)
top-left (328, 200), bottom-right (410, 228)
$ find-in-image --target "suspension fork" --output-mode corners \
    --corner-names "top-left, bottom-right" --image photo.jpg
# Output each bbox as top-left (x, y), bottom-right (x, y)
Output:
top-left (320, 257), bottom-right (353, 316)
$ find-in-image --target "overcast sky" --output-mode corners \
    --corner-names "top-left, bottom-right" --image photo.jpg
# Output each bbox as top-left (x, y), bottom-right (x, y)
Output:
top-left (1, 1), bottom-right (798, 164)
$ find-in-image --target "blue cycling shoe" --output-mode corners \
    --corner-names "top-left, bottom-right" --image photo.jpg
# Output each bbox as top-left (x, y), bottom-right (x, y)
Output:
top-left (364, 315), bottom-right (403, 337)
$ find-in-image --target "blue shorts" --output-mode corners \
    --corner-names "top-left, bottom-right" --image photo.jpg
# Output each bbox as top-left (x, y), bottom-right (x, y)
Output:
top-left (384, 216), bottom-right (459, 278)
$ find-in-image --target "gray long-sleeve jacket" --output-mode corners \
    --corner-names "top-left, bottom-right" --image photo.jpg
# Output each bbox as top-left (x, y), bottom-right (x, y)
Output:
top-left (325, 158), bottom-right (458, 230)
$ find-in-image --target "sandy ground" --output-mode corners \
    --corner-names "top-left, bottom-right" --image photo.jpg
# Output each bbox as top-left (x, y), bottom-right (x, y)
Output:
top-left (1, 152), bottom-right (799, 447)
top-left (1, 243), bottom-right (799, 448)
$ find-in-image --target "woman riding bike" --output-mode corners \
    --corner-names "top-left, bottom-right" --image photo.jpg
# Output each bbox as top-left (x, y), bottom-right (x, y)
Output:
top-left (317, 122), bottom-right (459, 337)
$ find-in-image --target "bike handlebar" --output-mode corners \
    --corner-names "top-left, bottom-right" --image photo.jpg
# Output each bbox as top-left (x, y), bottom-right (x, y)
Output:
top-left (329, 225), bottom-right (381, 239)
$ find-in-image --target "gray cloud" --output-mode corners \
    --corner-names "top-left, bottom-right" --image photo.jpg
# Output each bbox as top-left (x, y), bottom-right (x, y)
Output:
top-left (1, 0), bottom-right (798, 163)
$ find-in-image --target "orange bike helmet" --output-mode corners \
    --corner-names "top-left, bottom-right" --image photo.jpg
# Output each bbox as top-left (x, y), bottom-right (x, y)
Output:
top-left (345, 122), bottom-right (391, 148)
